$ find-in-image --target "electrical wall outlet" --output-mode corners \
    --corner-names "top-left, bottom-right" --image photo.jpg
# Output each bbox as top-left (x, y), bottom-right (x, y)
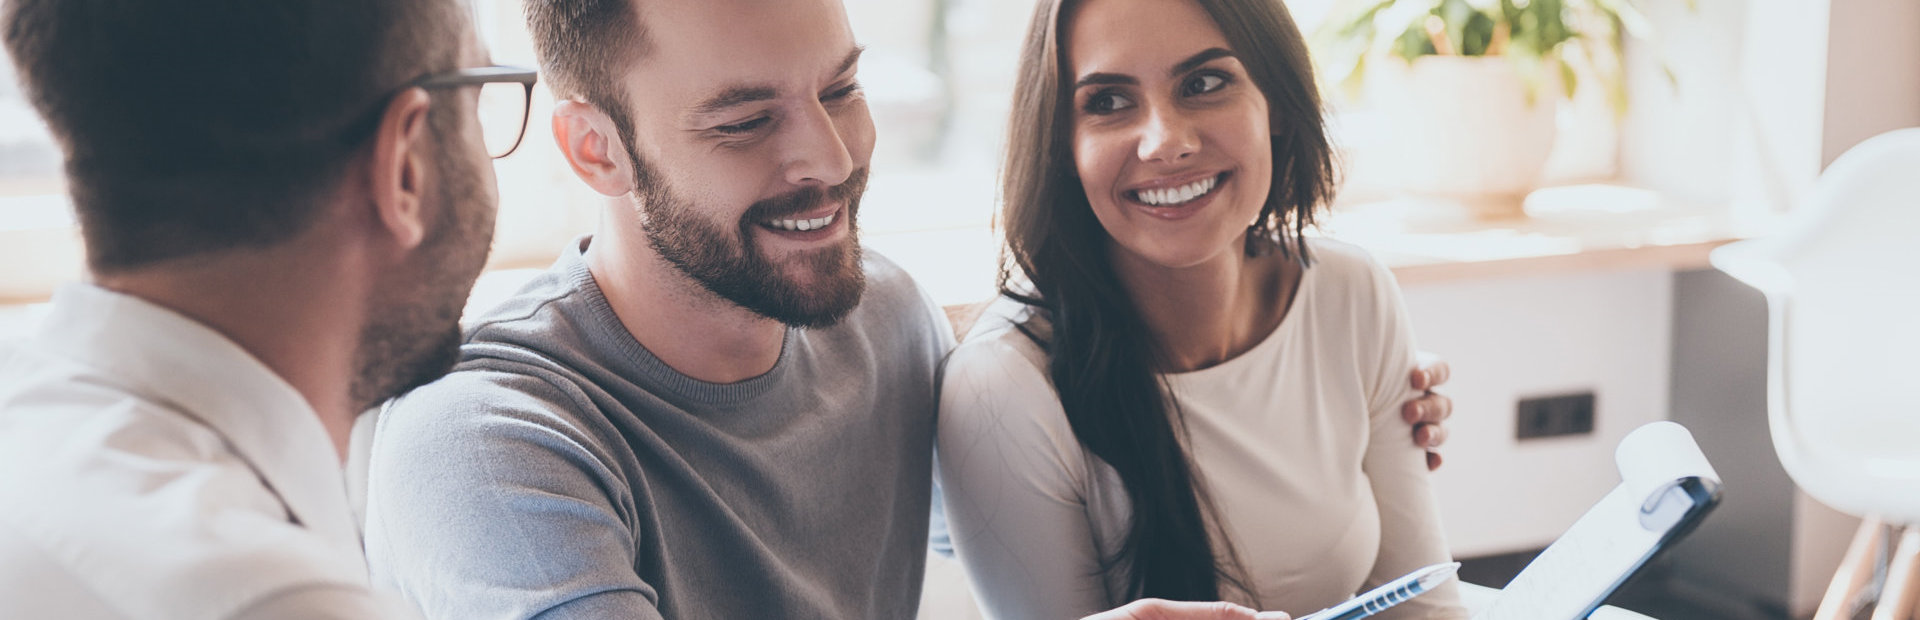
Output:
top-left (1515, 391), bottom-right (1597, 440)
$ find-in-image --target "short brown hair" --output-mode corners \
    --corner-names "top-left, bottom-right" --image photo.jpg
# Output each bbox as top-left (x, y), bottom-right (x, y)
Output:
top-left (2, 0), bottom-right (468, 272)
top-left (521, 0), bottom-right (648, 149)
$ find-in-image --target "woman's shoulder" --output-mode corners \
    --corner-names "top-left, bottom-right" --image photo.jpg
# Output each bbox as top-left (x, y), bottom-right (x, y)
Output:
top-left (1300, 237), bottom-right (1402, 304)
top-left (941, 296), bottom-right (1074, 423)
top-left (1303, 237), bottom-right (1392, 281)
top-left (950, 296), bottom-right (1051, 376)
top-left (939, 297), bottom-right (1098, 487)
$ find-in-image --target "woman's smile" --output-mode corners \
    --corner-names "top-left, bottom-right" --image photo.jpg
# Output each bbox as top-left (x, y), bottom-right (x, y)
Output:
top-left (1122, 170), bottom-right (1232, 220)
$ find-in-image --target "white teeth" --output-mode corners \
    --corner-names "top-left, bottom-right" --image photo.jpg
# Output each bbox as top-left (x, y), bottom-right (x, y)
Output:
top-left (1134, 175), bottom-right (1219, 206)
top-left (765, 213), bottom-right (837, 232)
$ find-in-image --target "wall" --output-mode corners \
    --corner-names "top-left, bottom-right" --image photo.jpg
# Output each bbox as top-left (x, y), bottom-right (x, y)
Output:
top-left (1820, 0), bottom-right (1920, 168)
top-left (1621, 0), bottom-right (1833, 225)
top-left (1403, 270), bottom-right (1675, 557)
top-left (1666, 268), bottom-right (1794, 616)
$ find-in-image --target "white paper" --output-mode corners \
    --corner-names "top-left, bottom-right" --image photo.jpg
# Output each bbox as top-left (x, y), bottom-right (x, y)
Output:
top-left (1472, 422), bottom-right (1721, 620)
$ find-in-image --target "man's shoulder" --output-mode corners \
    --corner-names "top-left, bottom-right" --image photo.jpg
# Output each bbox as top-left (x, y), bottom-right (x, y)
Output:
top-left (0, 382), bottom-right (366, 620)
top-left (856, 249), bottom-right (932, 316)
top-left (433, 259), bottom-right (617, 413)
top-left (0, 357), bottom-right (241, 492)
top-left (379, 360), bottom-right (594, 451)
top-left (460, 260), bottom-right (601, 354)
top-left (841, 248), bottom-right (952, 346)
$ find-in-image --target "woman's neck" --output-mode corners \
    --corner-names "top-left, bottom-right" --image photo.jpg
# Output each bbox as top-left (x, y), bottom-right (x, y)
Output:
top-left (1111, 240), bottom-right (1297, 373)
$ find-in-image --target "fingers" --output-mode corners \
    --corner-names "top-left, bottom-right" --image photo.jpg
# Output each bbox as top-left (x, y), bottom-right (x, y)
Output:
top-left (1427, 449), bottom-right (1444, 471)
top-left (1084, 599), bottom-right (1281, 620)
top-left (1414, 421), bottom-right (1449, 449)
top-left (1410, 358), bottom-right (1451, 391)
top-left (1401, 392), bottom-right (1453, 426)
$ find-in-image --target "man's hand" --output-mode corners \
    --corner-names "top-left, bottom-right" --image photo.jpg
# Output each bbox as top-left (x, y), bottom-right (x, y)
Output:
top-left (1403, 352), bottom-right (1453, 471)
top-left (1081, 599), bottom-right (1291, 620)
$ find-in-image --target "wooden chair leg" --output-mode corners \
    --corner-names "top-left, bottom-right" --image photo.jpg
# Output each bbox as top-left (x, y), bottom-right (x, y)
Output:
top-left (1871, 526), bottom-right (1920, 620)
top-left (1817, 515), bottom-right (1887, 620)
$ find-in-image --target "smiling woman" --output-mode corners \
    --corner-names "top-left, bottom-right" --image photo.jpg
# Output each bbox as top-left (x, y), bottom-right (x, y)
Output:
top-left (934, 0), bottom-right (1468, 619)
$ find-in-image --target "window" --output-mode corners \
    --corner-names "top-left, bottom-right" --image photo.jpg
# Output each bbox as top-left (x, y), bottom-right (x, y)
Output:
top-left (0, 0), bottom-right (1778, 306)
top-left (0, 54), bottom-right (80, 302)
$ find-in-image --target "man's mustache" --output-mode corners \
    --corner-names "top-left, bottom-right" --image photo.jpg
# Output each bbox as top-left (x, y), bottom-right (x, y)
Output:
top-left (741, 167), bottom-right (870, 223)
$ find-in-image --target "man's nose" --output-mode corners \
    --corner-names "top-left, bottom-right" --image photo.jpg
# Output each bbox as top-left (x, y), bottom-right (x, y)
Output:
top-left (780, 102), bottom-right (856, 189)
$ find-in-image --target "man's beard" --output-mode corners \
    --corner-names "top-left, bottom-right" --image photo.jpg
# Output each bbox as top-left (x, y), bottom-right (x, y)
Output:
top-left (631, 150), bottom-right (868, 329)
top-left (347, 116), bottom-right (496, 411)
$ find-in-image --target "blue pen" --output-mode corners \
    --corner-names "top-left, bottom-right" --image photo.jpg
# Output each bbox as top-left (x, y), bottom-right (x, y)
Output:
top-left (1296, 562), bottom-right (1460, 620)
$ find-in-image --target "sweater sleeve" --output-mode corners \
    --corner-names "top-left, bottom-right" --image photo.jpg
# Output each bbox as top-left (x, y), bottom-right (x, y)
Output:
top-left (363, 369), bottom-right (665, 620)
top-left (1356, 257), bottom-right (1469, 620)
top-left (936, 335), bottom-right (1116, 620)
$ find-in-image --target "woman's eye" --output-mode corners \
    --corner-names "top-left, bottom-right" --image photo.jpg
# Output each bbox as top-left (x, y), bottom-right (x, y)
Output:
top-left (1183, 73), bottom-right (1227, 97)
top-left (1084, 91), bottom-right (1134, 115)
top-left (714, 116), bottom-right (771, 135)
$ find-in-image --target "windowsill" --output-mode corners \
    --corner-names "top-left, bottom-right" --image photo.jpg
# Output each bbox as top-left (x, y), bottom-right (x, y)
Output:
top-left (1326, 183), bottom-right (1764, 286)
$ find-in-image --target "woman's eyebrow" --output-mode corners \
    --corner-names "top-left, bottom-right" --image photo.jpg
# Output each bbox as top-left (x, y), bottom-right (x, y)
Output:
top-left (1074, 72), bottom-right (1136, 89)
top-left (1073, 47), bottom-right (1236, 90)
top-left (1170, 47), bottom-right (1235, 77)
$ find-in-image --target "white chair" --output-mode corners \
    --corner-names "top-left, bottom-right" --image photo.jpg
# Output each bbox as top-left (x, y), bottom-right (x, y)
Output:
top-left (1711, 128), bottom-right (1920, 620)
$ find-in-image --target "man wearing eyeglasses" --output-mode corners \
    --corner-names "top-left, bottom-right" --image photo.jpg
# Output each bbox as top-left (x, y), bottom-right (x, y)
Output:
top-left (0, 1), bottom-right (536, 618)
top-left (360, 0), bottom-right (1452, 619)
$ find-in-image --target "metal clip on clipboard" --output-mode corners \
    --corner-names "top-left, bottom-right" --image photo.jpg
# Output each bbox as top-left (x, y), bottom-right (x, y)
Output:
top-left (1473, 422), bottom-right (1725, 620)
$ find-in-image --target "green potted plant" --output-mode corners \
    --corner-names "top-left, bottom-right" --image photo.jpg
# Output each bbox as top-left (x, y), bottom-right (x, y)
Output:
top-left (1312, 0), bottom-right (1677, 217)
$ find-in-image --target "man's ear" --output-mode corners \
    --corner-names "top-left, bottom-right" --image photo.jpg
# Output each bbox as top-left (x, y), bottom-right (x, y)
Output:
top-left (553, 100), bottom-right (636, 197)
top-left (368, 87), bottom-right (434, 252)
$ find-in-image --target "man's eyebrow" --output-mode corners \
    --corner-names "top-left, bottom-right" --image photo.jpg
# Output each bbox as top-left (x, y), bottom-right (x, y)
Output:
top-left (688, 46), bottom-right (866, 116)
top-left (692, 85), bottom-right (779, 115)
top-left (833, 45), bottom-right (865, 79)
top-left (1171, 47), bottom-right (1235, 77)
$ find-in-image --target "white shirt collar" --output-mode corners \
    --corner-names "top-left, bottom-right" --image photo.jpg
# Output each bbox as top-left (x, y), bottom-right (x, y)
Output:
top-left (30, 283), bottom-right (363, 552)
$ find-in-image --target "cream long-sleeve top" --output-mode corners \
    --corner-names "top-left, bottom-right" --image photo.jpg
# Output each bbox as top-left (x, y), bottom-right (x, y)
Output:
top-left (936, 239), bottom-right (1467, 620)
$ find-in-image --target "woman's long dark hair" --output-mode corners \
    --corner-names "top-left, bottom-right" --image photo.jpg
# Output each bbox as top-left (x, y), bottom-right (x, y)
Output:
top-left (997, 0), bottom-right (1336, 604)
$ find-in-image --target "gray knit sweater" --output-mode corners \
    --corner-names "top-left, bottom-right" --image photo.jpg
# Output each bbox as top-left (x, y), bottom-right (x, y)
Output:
top-left (363, 237), bottom-right (953, 620)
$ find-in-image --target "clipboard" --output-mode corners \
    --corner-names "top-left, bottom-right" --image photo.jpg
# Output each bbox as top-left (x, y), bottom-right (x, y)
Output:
top-left (1473, 421), bottom-right (1724, 620)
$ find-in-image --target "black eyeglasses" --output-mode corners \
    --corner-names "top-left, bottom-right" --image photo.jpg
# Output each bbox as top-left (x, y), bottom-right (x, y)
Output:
top-left (412, 65), bottom-right (539, 159)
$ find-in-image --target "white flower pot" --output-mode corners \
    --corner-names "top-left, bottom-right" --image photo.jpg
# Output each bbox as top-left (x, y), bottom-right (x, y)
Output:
top-left (1367, 55), bottom-right (1558, 218)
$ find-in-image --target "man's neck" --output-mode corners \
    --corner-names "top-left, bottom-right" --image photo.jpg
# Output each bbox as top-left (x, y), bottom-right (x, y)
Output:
top-left (95, 247), bottom-right (365, 460)
top-left (587, 224), bottom-right (787, 385)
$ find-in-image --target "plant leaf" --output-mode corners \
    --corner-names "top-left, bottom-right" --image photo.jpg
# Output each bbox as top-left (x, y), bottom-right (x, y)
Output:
top-left (1592, 0), bottom-right (1653, 39)
top-left (1341, 52), bottom-right (1371, 101)
top-left (1462, 10), bottom-right (1497, 55)
top-left (1439, 0), bottom-right (1475, 55)
top-left (1557, 55), bottom-right (1579, 99)
top-left (1393, 17), bottom-right (1437, 60)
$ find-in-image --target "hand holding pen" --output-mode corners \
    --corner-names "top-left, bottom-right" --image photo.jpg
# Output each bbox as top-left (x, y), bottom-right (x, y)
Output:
top-left (1076, 561), bottom-right (1458, 620)
top-left (1080, 599), bottom-right (1294, 620)
top-left (1297, 562), bottom-right (1461, 620)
